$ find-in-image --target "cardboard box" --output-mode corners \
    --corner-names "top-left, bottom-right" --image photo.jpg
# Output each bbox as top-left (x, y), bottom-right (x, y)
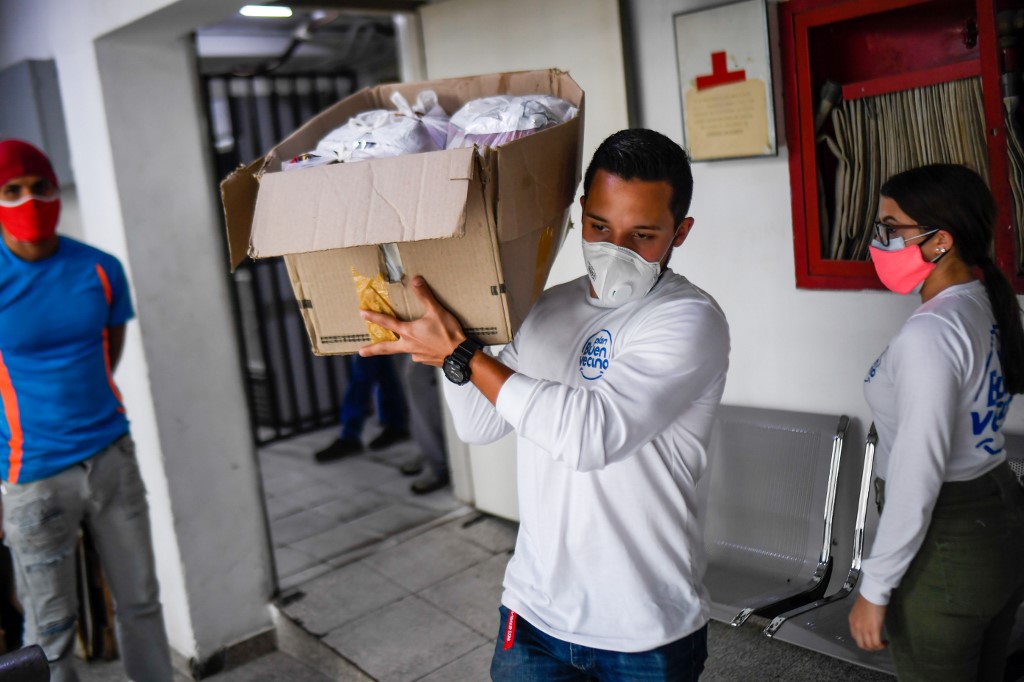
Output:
top-left (221, 69), bottom-right (585, 355)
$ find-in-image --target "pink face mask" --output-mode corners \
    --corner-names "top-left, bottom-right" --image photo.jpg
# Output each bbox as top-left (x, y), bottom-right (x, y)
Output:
top-left (868, 232), bottom-right (942, 295)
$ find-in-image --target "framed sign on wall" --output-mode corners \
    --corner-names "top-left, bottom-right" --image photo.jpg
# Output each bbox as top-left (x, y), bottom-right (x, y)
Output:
top-left (674, 0), bottom-right (777, 162)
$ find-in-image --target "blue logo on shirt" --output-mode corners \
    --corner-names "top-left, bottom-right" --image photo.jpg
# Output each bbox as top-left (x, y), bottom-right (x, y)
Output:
top-left (864, 354), bottom-right (884, 383)
top-left (971, 325), bottom-right (1011, 455)
top-left (579, 329), bottom-right (613, 381)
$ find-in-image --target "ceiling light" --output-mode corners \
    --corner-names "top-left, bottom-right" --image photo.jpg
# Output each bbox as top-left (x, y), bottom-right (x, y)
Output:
top-left (239, 5), bottom-right (293, 18)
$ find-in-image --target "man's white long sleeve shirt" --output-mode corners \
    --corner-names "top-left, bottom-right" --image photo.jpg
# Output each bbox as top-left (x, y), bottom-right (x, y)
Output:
top-left (443, 272), bottom-right (730, 652)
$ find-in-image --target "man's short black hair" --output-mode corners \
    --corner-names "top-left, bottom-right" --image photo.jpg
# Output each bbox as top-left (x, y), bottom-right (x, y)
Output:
top-left (582, 129), bottom-right (694, 226)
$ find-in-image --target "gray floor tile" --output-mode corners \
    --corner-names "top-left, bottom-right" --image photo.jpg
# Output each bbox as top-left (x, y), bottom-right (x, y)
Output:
top-left (294, 479), bottom-right (360, 510)
top-left (263, 469), bottom-right (322, 497)
top-left (271, 507), bottom-right (345, 547)
top-left (373, 477), bottom-right (463, 514)
top-left (75, 659), bottom-right (191, 681)
top-left (351, 502), bottom-right (441, 538)
top-left (256, 454), bottom-right (295, 481)
top-left (418, 553), bottom-right (508, 636)
top-left (283, 562), bottom-right (409, 636)
top-left (323, 595), bottom-right (485, 682)
top-left (291, 523), bottom-right (384, 562)
top-left (364, 524), bottom-right (493, 592)
top-left (264, 494), bottom-right (306, 522)
top-left (403, 490), bottom-right (465, 514)
top-left (457, 514), bottom-right (518, 554)
top-left (416, 643), bottom-right (492, 682)
top-left (366, 443), bottom-right (420, 469)
top-left (310, 489), bottom-right (393, 523)
top-left (278, 563), bottom-right (334, 592)
top-left (268, 434), bottom-right (336, 459)
top-left (274, 546), bottom-right (321, 579)
top-left (317, 457), bottom-right (404, 489)
top-left (206, 651), bottom-right (334, 681)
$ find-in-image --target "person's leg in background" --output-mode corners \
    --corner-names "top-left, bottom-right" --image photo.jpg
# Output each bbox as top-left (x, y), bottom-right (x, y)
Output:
top-left (317, 355), bottom-right (376, 462)
top-left (3, 466), bottom-right (88, 682)
top-left (82, 436), bottom-right (172, 682)
top-left (366, 356), bottom-right (410, 451)
top-left (401, 359), bottom-right (450, 494)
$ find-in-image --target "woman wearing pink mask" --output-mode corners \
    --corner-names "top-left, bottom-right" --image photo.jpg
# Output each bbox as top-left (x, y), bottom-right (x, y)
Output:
top-left (0, 140), bottom-right (172, 681)
top-left (850, 163), bottom-right (1024, 681)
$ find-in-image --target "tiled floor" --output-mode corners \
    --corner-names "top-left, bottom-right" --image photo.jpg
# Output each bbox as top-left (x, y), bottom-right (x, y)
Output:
top-left (78, 424), bottom-right (896, 680)
top-left (260, 427), bottom-right (894, 682)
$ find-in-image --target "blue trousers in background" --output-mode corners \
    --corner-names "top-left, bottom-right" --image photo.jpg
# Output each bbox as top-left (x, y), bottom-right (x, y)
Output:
top-left (340, 355), bottom-right (408, 441)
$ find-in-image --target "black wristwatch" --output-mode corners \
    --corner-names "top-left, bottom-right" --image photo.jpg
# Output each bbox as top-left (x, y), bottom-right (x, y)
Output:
top-left (443, 338), bottom-right (482, 386)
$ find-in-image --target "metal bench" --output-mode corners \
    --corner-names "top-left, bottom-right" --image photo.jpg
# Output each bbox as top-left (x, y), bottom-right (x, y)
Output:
top-left (767, 428), bottom-right (1024, 680)
top-left (699, 406), bottom-right (849, 627)
top-left (762, 423), bottom-right (896, 675)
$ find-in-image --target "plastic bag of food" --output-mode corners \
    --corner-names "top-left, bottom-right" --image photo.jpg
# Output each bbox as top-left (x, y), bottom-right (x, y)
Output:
top-left (445, 94), bottom-right (577, 150)
top-left (313, 90), bottom-right (449, 164)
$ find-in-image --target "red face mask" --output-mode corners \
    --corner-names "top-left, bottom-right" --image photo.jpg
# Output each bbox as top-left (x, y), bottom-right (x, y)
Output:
top-left (0, 139), bottom-right (60, 244)
top-left (0, 196), bottom-right (61, 244)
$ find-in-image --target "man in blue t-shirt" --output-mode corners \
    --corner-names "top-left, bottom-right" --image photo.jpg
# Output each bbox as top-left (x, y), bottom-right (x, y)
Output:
top-left (0, 140), bottom-right (172, 681)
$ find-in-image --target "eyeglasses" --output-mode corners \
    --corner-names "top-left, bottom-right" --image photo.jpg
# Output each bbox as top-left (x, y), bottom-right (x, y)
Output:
top-left (0, 178), bottom-right (59, 208)
top-left (872, 220), bottom-right (936, 247)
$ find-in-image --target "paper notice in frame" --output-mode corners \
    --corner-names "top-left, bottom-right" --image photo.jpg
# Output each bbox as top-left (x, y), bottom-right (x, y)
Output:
top-left (675, 0), bottom-right (776, 161)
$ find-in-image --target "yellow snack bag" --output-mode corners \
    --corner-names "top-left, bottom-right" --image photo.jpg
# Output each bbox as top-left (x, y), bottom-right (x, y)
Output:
top-left (352, 268), bottom-right (399, 343)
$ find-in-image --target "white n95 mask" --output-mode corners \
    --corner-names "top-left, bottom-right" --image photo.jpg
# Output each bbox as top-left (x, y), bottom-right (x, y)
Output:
top-left (582, 240), bottom-right (661, 308)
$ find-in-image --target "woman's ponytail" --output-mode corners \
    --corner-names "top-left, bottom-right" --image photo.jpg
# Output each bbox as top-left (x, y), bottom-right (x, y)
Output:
top-left (978, 258), bottom-right (1024, 394)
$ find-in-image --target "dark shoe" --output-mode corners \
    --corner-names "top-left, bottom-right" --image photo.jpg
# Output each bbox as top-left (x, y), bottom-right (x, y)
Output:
top-left (399, 459), bottom-right (424, 476)
top-left (315, 438), bottom-right (363, 463)
top-left (410, 469), bottom-right (450, 495)
top-left (368, 427), bottom-right (411, 451)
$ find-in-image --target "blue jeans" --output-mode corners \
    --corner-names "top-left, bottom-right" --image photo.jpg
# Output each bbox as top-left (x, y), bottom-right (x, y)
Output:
top-left (340, 355), bottom-right (408, 441)
top-left (2, 435), bottom-right (172, 682)
top-left (490, 606), bottom-right (707, 681)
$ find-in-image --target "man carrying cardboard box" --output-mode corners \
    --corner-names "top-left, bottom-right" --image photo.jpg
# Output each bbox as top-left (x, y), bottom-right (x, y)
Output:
top-left (359, 129), bottom-right (730, 680)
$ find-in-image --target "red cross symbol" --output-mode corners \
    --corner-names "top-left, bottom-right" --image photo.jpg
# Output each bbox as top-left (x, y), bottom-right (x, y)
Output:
top-left (695, 51), bottom-right (746, 91)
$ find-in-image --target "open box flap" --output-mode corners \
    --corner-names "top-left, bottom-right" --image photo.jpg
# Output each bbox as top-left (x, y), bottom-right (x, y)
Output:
top-left (249, 147), bottom-right (476, 257)
top-left (220, 158), bottom-right (263, 271)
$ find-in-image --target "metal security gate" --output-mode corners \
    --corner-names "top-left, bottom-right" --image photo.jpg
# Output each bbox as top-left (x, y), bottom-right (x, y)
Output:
top-left (203, 74), bottom-right (356, 444)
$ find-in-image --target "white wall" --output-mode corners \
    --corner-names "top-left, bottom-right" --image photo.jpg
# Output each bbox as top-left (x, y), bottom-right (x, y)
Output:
top-left (625, 0), bottom-right (1024, 432)
top-left (0, 0), bottom-right (274, 665)
top-left (420, 0), bottom-right (630, 518)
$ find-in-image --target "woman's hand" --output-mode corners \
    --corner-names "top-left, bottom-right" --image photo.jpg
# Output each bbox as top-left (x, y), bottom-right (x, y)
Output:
top-left (849, 595), bottom-right (888, 651)
top-left (358, 276), bottom-right (465, 367)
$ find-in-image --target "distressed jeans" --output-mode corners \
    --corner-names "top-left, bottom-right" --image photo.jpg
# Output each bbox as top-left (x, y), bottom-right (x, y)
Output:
top-left (2, 435), bottom-right (172, 682)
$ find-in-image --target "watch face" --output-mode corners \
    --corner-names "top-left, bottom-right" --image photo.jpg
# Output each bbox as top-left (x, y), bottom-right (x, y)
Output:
top-left (443, 357), bottom-right (468, 385)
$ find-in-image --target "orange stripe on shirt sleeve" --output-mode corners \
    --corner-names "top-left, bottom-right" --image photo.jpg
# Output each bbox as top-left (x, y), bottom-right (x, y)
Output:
top-left (0, 351), bottom-right (24, 483)
top-left (95, 263), bottom-right (113, 305)
top-left (96, 264), bottom-right (125, 410)
top-left (101, 326), bottom-right (125, 412)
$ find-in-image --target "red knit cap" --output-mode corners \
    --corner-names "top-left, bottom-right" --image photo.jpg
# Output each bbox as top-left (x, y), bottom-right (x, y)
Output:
top-left (0, 140), bottom-right (58, 187)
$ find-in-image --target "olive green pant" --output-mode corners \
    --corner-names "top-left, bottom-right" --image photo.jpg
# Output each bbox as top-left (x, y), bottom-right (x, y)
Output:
top-left (877, 463), bottom-right (1024, 682)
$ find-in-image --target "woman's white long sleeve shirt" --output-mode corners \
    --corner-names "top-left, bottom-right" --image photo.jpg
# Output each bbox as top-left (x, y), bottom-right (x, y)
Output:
top-left (861, 280), bottom-right (1012, 605)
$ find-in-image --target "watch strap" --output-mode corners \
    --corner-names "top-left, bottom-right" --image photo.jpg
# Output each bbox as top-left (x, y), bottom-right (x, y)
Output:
top-left (451, 338), bottom-right (481, 366)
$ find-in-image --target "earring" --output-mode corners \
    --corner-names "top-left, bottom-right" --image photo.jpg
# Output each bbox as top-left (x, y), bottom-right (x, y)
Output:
top-left (937, 247), bottom-right (947, 253)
